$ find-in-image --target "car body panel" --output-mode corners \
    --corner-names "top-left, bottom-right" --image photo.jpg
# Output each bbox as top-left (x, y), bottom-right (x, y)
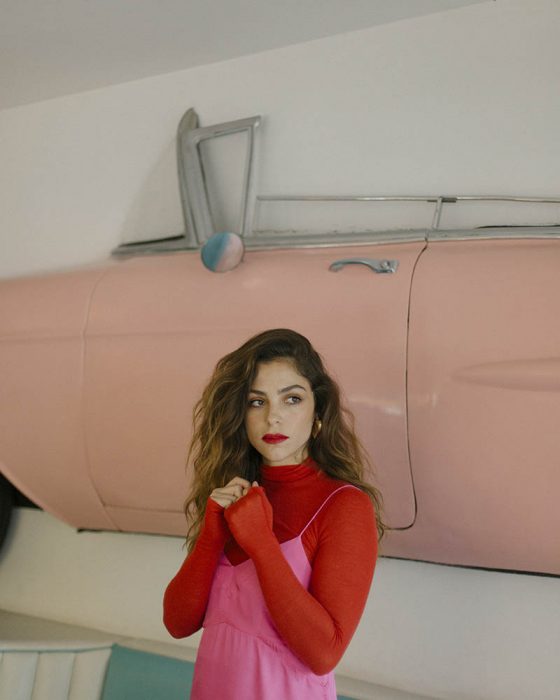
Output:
top-left (386, 237), bottom-right (560, 573)
top-left (0, 268), bottom-right (116, 529)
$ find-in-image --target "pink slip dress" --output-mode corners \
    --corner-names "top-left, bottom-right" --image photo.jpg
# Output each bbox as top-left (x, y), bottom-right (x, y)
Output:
top-left (189, 484), bottom-right (359, 699)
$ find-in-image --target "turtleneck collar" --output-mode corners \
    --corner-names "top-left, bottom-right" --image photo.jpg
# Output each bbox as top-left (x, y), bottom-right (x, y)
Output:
top-left (260, 455), bottom-right (320, 482)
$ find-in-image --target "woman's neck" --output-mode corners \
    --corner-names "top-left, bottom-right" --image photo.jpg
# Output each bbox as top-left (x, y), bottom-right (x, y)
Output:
top-left (260, 455), bottom-right (319, 482)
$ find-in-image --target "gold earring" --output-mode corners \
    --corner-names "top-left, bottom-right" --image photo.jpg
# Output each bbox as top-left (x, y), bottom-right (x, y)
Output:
top-left (312, 418), bottom-right (322, 438)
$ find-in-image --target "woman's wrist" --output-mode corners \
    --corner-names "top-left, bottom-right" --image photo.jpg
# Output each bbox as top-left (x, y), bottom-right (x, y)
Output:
top-left (198, 499), bottom-right (230, 550)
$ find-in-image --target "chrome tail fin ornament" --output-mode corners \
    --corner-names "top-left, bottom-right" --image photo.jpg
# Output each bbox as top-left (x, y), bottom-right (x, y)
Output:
top-left (112, 109), bottom-right (261, 262)
top-left (177, 113), bottom-right (261, 246)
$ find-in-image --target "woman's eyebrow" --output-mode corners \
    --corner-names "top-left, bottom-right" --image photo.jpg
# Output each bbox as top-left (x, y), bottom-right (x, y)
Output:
top-left (249, 384), bottom-right (307, 396)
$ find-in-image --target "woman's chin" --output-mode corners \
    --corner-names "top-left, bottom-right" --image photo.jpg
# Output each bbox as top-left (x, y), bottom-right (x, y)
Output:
top-left (259, 444), bottom-right (308, 466)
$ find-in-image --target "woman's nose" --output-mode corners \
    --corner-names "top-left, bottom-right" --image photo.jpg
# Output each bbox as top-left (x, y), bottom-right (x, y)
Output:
top-left (266, 406), bottom-right (282, 424)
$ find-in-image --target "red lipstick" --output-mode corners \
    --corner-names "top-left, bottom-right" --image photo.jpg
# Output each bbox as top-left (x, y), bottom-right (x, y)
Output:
top-left (263, 434), bottom-right (288, 444)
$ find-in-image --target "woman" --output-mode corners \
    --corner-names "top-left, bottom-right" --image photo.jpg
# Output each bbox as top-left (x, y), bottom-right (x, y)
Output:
top-left (163, 328), bottom-right (385, 699)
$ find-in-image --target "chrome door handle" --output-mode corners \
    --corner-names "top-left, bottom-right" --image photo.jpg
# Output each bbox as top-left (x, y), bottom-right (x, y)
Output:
top-left (329, 258), bottom-right (398, 274)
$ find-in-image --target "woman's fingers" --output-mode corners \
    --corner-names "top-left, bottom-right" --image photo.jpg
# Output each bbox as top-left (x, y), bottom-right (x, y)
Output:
top-left (209, 476), bottom-right (259, 508)
top-left (208, 491), bottom-right (232, 507)
top-left (210, 488), bottom-right (241, 507)
top-left (225, 476), bottom-right (251, 489)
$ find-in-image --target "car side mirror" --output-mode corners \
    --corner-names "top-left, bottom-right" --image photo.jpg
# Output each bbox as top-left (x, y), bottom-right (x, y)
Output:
top-left (201, 231), bottom-right (245, 272)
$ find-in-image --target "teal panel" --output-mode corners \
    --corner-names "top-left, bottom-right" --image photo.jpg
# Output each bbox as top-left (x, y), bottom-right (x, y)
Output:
top-left (100, 643), bottom-right (358, 700)
top-left (100, 644), bottom-right (194, 700)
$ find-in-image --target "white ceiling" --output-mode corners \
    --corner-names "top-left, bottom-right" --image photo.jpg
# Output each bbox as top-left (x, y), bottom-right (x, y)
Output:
top-left (1, 0), bottom-right (490, 109)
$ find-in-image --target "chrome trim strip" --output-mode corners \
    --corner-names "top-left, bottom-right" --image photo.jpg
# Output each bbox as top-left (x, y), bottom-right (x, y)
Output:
top-left (242, 227), bottom-right (560, 250)
top-left (257, 194), bottom-right (560, 203)
top-left (244, 230), bottom-right (427, 249)
top-left (111, 227), bottom-right (560, 258)
top-left (256, 194), bottom-right (560, 232)
top-left (428, 226), bottom-right (560, 241)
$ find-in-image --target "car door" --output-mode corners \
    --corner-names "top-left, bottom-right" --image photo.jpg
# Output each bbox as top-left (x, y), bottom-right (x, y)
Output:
top-left (84, 239), bottom-right (424, 536)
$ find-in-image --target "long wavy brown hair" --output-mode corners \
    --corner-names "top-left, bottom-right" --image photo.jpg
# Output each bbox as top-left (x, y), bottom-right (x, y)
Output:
top-left (183, 328), bottom-right (386, 553)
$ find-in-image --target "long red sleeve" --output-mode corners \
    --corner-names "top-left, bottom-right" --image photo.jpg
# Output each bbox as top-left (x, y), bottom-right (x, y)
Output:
top-left (163, 457), bottom-right (378, 675)
top-left (162, 498), bottom-right (230, 638)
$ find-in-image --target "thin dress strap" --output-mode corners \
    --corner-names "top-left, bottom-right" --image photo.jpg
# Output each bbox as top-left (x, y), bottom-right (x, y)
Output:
top-left (298, 484), bottom-right (361, 539)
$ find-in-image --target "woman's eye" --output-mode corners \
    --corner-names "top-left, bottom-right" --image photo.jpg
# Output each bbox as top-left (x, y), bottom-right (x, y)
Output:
top-left (248, 396), bottom-right (302, 407)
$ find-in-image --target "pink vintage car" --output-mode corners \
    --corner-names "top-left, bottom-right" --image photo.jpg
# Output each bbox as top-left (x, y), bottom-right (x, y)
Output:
top-left (1, 110), bottom-right (559, 576)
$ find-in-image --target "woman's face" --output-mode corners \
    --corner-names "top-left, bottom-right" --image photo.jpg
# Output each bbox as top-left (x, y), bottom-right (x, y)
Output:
top-left (245, 358), bottom-right (316, 466)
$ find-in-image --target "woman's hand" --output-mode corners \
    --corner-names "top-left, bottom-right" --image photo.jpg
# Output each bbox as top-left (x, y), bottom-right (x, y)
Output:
top-left (199, 477), bottom-right (254, 549)
top-left (209, 476), bottom-right (258, 508)
top-left (223, 486), bottom-right (276, 559)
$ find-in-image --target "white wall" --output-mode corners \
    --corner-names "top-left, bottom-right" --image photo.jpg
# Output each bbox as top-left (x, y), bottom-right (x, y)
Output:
top-left (1, 0), bottom-right (559, 279)
top-left (1, 1), bottom-right (559, 699)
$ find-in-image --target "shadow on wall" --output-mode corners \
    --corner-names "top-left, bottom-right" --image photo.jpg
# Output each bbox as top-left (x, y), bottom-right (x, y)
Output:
top-left (0, 473), bottom-right (39, 554)
top-left (119, 137), bottom-right (184, 246)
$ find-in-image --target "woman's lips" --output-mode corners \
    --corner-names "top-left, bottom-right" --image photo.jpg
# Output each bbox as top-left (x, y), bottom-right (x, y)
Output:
top-left (263, 434), bottom-right (288, 444)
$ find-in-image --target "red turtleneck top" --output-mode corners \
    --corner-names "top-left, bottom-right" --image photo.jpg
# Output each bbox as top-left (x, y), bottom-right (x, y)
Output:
top-left (163, 457), bottom-right (378, 675)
